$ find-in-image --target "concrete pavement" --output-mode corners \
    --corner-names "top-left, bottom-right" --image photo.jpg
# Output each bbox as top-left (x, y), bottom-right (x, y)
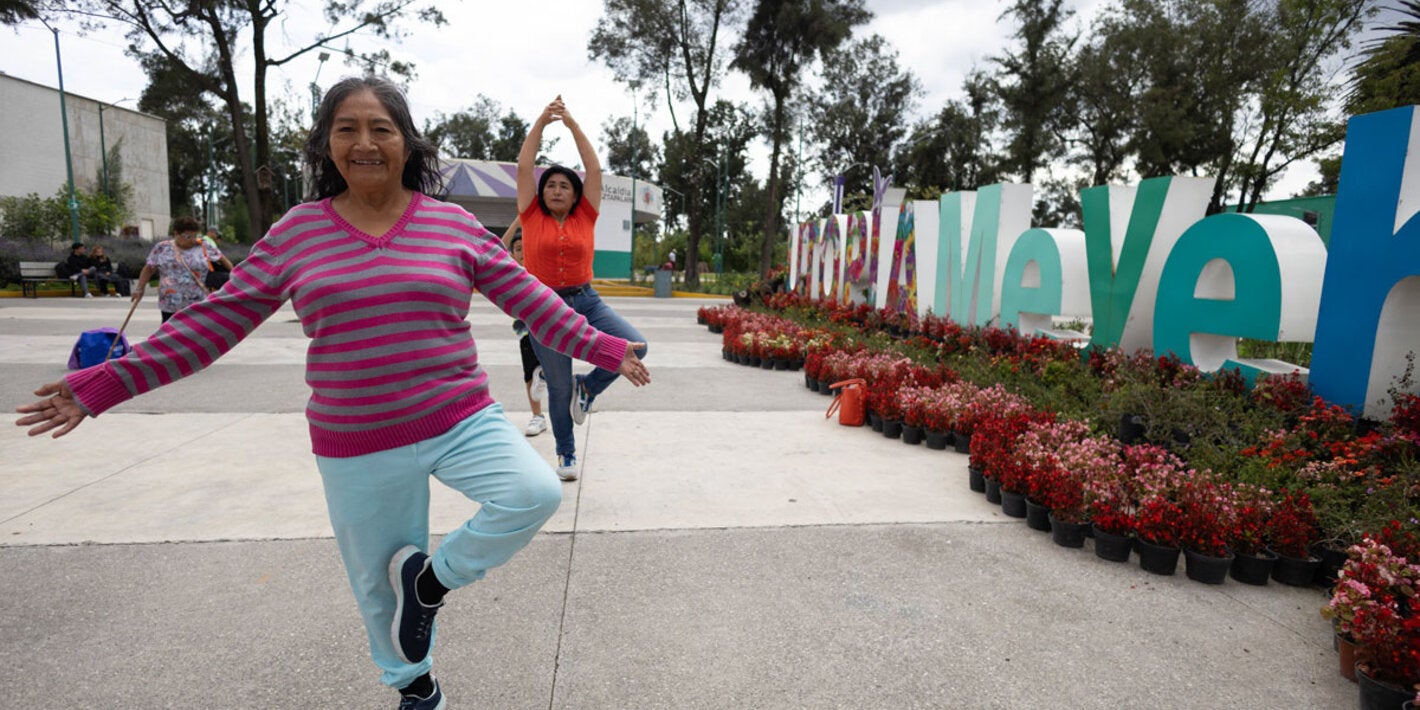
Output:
top-left (0, 295), bottom-right (1350, 708)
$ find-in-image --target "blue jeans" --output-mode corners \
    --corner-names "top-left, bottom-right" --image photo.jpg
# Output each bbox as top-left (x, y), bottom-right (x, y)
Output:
top-left (528, 285), bottom-right (647, 457)
top-left (315, 403), bottom-right (562, 688)
top-left (73, 268), bottom-right (95, 295)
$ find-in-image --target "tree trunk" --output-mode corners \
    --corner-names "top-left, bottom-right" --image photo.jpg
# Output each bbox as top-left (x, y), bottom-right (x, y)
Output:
top-left (683, 106), bottom-right (709, 291)
top-left (1208, 149), bottom-right (1233, 215)
top-left (214, 71), bottom-right (261, 244)
top-left (251, 15), bottom-right (274, 236)
top-left (205, 10), bottom-right (261, 242)
top-left (759, 95), bottom-right (787, 280)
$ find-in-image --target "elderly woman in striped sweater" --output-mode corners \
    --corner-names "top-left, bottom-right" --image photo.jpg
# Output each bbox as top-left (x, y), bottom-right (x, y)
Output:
top-left (15, 76), bottom-right (649, 710)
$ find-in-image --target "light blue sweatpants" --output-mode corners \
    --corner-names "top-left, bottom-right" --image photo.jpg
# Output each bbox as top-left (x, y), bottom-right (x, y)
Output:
top-left (315, 403), bottom-right (563, 689)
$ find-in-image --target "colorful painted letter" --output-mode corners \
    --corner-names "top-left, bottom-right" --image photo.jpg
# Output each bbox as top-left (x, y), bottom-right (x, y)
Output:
top-left (1153, 213), bottom-right (1326, 373)
top-left (999, 227), bottom-right (1090, 334)
top-left (1079, 177), bottom-right (1211, 353)
top-left (1312, 106), bottom-right (1420, 417)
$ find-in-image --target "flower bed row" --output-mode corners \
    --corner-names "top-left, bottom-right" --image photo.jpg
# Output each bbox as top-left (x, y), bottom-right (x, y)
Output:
top-left (698, 296), bottom-right (1420, 699)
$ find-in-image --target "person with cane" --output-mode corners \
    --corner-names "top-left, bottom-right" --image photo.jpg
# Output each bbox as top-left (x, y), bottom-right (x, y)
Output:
top-left (131, 216), bottom-right (231, 324)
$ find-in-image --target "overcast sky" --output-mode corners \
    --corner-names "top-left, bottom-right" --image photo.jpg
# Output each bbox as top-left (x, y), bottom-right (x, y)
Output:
top-left (0, 0), bottom-right (1397, 214)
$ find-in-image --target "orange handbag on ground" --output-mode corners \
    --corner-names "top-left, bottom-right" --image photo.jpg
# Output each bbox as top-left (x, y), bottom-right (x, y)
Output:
top-left (825, 378), bottom-right (867, 427)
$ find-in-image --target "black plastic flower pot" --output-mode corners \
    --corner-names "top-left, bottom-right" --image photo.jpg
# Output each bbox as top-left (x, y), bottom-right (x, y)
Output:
top-left (1269, 548), bottom-right (1321, 587)
top-left (1229, 550), bottom-right (1276, 586)
top-left (1025, 498), bottom-right (1052, 532)
top-left (1092, 525), bottom-right (1132, 562)
top-left (1049, 514), bottom-right (1088, 548)
top-left (1000, 490), bottom-right (1027, 518)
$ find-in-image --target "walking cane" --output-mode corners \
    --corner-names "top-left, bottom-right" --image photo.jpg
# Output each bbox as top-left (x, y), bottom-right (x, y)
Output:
top-left (103, 294), bottom-right (142, 363)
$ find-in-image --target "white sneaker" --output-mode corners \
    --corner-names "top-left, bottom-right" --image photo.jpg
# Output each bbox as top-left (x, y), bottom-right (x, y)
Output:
top-left (556, 453), bottom-right (578, 481)
top-left (531, 366), bottom-right (547, 403)
top-left (84, 292), bottom-right (93, 298)
top-left (524, 414), bottom-right (547, 437)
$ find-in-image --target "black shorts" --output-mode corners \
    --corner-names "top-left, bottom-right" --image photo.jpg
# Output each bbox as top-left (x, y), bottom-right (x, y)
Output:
top-left (520, 335), bottom-right (540, 382)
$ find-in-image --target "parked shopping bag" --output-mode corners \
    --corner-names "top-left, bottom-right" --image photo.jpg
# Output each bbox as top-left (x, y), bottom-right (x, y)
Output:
top-left (825, 378), bottom-right (867, 427)
top-left (68, 328), bottom-right (130, 370)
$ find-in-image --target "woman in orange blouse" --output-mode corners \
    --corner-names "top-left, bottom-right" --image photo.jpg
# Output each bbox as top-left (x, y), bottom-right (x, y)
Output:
top-left (516, 96), bottom-right (649, 481)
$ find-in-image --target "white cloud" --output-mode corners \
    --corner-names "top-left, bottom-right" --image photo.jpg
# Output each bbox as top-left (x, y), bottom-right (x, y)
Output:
top-left (0, 0), bottom-right (1348, 210)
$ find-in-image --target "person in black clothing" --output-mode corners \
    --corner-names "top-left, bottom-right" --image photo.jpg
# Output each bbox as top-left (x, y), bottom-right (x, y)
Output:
top-left (63, 243), bottom-right (98, 298)
top-left (89, 245), bottom-right (130, 297)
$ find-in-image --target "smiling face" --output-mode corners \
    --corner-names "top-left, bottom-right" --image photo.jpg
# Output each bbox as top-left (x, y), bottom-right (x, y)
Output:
top-left (327, 89), bottom-right (409, 197)
top-left (541, 174), bottom-right (577, 216)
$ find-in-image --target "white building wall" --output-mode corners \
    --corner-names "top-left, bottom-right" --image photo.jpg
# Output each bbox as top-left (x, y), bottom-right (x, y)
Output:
top-left (0, 73), bottom-right (170, 239)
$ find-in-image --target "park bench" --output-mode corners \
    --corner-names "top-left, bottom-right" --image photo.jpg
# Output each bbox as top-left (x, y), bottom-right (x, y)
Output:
top-left (19, 261), bottom-right (84, 298)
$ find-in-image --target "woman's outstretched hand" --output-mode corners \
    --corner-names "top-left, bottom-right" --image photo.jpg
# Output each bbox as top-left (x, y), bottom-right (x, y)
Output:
top-left (15, 381), bottom-right (88, 438)
top-left (619, 341), bottom-right (650, 386)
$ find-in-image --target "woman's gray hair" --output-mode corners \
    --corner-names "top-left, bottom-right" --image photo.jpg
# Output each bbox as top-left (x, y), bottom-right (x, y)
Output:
top-left (304, 76), bottom-right (445, 200)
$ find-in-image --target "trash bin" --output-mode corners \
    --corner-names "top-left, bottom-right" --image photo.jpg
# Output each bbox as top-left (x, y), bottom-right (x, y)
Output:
top-left (653, 269), bottom-right (672, 298)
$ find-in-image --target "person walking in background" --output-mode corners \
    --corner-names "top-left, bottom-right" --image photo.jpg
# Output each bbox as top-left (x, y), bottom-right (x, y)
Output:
top-left (16, 75), bottom-right (648, 710)
top-left (131, 216), bottom-right (229, 323)
top-left (516, 95), bottom-right (649, 481)
top-left (503, 218), bottom-right (550, 438)
top-left (62, 242), bottom-right (97, 298)
top-left (89, 245), bottom-right (130, 297)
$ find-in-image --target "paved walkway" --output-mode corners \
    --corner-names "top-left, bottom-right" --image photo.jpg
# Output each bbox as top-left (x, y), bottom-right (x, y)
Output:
top-left (0, 295), bottom-right (1348, 708)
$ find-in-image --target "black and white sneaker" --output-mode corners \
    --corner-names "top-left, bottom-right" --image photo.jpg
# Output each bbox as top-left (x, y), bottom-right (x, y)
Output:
top-left (571, 374), bottom-right (593, 426)
top-left (389, 545), bottom-right (443, 665)
top-left (398, 676), bottom-right (446, 710)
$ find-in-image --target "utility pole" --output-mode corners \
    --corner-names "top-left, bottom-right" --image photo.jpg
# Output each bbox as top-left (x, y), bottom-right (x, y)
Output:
top-left (794, 114), bottom-right (803, 231)
top-left (99, 104), bottom-right (109, 199)
top-left (42, 20), bottom-right (81, 243)
top-left (310, 52), bottom-right (330, 122)
top-left (207, 126), bottom-right (217, 230)
top-left (629, 82), bottom-right (638, 282)
top-left (716, 142), bottom-right (727, 277)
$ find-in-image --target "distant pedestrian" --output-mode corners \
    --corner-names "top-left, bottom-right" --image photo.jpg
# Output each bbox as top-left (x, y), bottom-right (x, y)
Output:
top-left (131, 216), bottom-right (232, 323)
top-left (516, 95), bottom-right (649, 481)
top-left (504, 218), bottom-right (550, 438)
top-left (16, 75), bottom-right (649, 710)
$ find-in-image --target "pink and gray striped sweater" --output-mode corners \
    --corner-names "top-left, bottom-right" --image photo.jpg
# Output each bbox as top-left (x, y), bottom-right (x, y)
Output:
top-left (64, 193), bottom-right (630, 458)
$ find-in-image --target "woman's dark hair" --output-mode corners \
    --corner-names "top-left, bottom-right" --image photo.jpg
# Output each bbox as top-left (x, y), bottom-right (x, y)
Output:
top-left (537, 165), bottom-right (583, 216)
top-left (305, 76), bottom-right (445, 200)
top-left (172, 216), bottom-right (201, 234)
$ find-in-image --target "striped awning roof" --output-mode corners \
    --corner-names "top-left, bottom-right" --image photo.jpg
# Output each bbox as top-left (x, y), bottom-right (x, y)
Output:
top-left (439, 159), bottom-right (584, 200)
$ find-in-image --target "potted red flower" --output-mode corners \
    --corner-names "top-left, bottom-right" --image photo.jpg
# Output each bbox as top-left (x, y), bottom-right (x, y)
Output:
top-left (1348, 539), bottom-right (1420, 706)
top-left (1135, 496), bottom-right (1184, 575)
top-left (1227, 483), bottom-right (1277, 585)
top-left (1268, 490), bottom-right (1321, 587)
top-left (1325, 536), bottom-right (1420, 683)
top-left (1175, 479), bottom-right (1237, 584)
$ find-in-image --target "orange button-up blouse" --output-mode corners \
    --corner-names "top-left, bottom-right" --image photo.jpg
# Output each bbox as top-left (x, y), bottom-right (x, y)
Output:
top-left (519, 200), bottom-right (598, 290)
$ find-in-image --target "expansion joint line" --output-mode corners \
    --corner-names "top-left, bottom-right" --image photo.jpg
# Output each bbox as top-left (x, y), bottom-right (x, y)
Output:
top-left (547, 413), bottom-right (591, 708)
